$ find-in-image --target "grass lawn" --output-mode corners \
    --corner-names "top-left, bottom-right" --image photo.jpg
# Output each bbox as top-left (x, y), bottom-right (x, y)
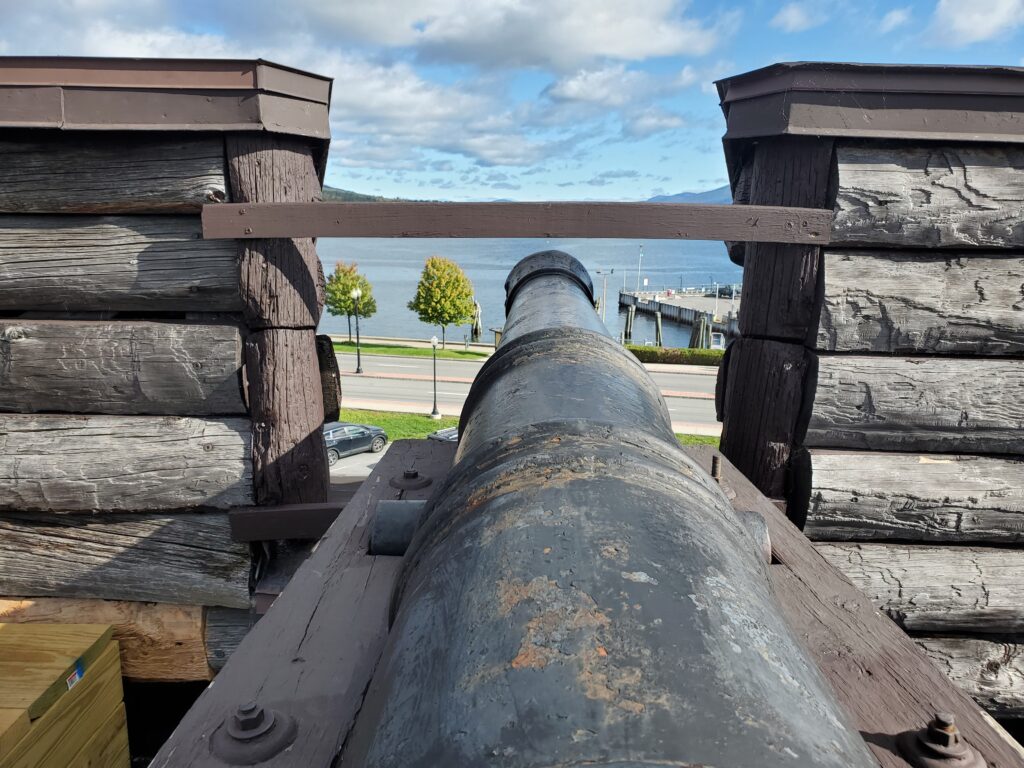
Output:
top-left (340, 408), bottom-right (459, 441)
top-left (343, 407), bottom-right (719, 447)
top-left (333, 340), bottom-right (488, 361)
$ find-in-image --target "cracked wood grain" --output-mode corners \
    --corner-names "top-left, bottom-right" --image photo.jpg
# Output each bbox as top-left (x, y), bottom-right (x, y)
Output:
top-left (0, 319), bottom-right (245, 416)
top-left (0, 414), bottom-right (253, 512)
top-left (832, 144), bottom-right (1024, 248)
top-left (807, 355), bottom-right (1024, 454)
top-left (817, 250), bottom-right (1024, 354)
top-left (0, 137), bottom-right (227, 213)
top-left (799, 449), bottom-right (1024, 544)
top-left (0, 511), bottom-right (250, 607)
top-left (917, 636), bottom-right (1024, 717)
top-left (815, 543), bottom-right (1024, 633)
top-left (0, 215), bottom-right (241, 312)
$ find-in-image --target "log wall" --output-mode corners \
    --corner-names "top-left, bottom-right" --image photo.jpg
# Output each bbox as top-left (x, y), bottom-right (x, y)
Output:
top-left (719, 136), bottom-right (1024, 718)
top-left (0, 127), bottom-right (331, 682)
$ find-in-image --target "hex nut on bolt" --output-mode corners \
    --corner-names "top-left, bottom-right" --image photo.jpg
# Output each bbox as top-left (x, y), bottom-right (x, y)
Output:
top-left (210, 702), bottom-right (298, 765)
top-left (896, 713), bottom-right (986, 768)
top-left (390, 468), bottom-right (432, 490)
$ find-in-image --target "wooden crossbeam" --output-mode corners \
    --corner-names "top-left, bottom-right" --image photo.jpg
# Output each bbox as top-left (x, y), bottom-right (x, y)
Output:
top-left (201, 201), bottom-right (833, 244)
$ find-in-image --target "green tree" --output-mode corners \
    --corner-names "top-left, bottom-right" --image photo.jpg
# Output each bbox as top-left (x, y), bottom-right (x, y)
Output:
top-left (325, 261), bottom-right (377, 341)
top-left (408, 256), bottom-right (475, 348)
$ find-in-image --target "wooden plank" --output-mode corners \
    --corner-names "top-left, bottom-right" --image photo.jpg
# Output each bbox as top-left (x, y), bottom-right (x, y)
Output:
top-left (226, 134), bottom-right (324, 330)
top-left (799, 449), bottom-right (1024, 544)
top-left (0, 512), bottom-right (251, 608)
top-left (204, 607), bottom-right (254, 672)
top-left (66, 701), bottom-right (129, 768)
top-left (0, 319), bottom-right (245, 416)
top-left (201, 201), bottom-right (835, 243)
top-left (0, 137), bottom-right (227, 213)
top-left (151, 440), bottom-right (456, 768)
top-left (0, 414), bottom-right (253, 512)
top-left (0, 640), bottom-right (123, 768)
top-left (0, 598), bottom-right (211, 682)
top-left (719, 337), bottom-right (815, 497)
top-left (917, 636), bottom-right (1024, 718)
top-left (0, 623), bottom-right (113, 718)
top-left (227, 135), bottom-right (329, 508)
top-left (316, 333), bottom-right (342, 423)
top-left (0, 215), bottom-right (241, 312)
top-left (228, 494), bottom-right (357, 542)
top-left (0, 709), bottom-right (29, 760)
top-left (816, 543), bottom-right (1024, 633)
top-left (832, 144), bottom-right (1024, 248)
top-left (245, 329), bottom-right (329, 505)
top-left (808, 355), bottom-right (1024, 454)
top-left (737, 136), bottom-right (834, 341)
top-left (818, 250), bottom-right (1024, 354)
top-left (682, 444), bottom-right (1024, 768)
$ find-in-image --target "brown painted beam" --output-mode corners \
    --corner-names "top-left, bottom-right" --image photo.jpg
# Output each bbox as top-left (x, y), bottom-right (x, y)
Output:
top-left (201, 201), bottom-right (833, 244)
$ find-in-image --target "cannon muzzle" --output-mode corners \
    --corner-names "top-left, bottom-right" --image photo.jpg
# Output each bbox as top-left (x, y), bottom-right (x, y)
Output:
top-left (342, 251), bottom-right (874, 768)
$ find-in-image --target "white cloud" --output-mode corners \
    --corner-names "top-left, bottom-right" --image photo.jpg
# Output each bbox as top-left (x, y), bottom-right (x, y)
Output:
top-left (300, 0), bottom-right (735, 71)
top-left (546, 65), bottom-right (653, 108)
top-left (623, 108), bottom-right (686, 138)
top-left (928, 0), bottom-right (1024, 45)
top-left (879, 7), bottom-right (912, 33)
top-left (769, 3), bottom-right (828, 33)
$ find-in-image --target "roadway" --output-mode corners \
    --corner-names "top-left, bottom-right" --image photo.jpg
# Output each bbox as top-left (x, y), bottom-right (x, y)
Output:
top-left (337, 352), bottom-right (720, 435)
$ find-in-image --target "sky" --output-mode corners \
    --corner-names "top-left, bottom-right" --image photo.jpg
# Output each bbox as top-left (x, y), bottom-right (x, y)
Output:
top-left (2, 0), bottom-right (1023, 201)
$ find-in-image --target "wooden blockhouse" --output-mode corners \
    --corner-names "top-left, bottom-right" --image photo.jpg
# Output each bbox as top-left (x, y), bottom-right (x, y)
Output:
top-left (0, 57), bottom-right (336, 682)
top-left (717, 62), bottom-right (1024, 718)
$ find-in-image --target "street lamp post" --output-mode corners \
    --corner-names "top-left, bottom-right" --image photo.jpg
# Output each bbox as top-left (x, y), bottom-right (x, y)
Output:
top-left (635, 244), bottom-right (644, 292)
top-left (350, 287), bottom-right (363, 374)
top-left (430, 335), bottom-right (441, 420)
top-left (595, 268), bottom-right (613, 322)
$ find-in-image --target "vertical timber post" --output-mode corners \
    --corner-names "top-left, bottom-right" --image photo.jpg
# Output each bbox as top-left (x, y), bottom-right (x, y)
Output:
top-left (718, 137), bottom-right (833, 499)
top-left (226, 135), bottom-right (329, 505)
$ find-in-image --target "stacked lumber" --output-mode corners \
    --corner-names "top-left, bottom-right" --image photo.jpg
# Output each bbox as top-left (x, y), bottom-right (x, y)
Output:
top-left (719, 139), bottom-right (1024, 717)
top-left (0, 623), bottom-right (128, 767)
top-left (0, 127), bottom-right (330, 683)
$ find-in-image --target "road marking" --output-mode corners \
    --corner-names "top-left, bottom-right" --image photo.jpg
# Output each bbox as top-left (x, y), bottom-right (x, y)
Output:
top-left (378, 363), bottom-right (418, 368)
top-left (438, 391), bottom-right (465, 396)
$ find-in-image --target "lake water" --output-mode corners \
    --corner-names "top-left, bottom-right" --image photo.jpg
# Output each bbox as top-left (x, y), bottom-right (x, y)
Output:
top-left (316, 238), bottom-right (742, 348)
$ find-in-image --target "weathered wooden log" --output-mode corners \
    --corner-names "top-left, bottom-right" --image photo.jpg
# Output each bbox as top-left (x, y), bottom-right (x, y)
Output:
top-left (737, 136), bottom-right (834, 341)
top-left (316, 333), bottom-right (342, 422)
top-left (0, 215), bottom-right (240, 312)
top-left (228, 133), bottom-right (329, 506)
top-left (0, 511), bottom-right (251, 607)
top-left (817, 250), bottom-right (1024, 354)
top-left (719, 337), bottom-right (815, 497)
top-left (0, 319), bottom-right (245, 416)
top-left (832, 144), bottom-right (1024, 248)
top-left (807, 355), bottom-right (1024, 454)
top-left (815, 543), bottom-right (1024, 633)
top-left (0, 137), bottom-right (227, 213)
top-left (245, 330), bottom-right (329, 505)
top-left (226, 135), bottom-right (324, 329)
top-left (0, 414), bottom-right (253, 512)
top-left (917, 636), bottom-right (1024, 717)
top-left (724, 155), bottom-right (752, 266)
top-left (0, 597), bottom-right (212, 681)
top-left (205, 607), bottom-right (256, 671)
top-left (796, 449), bottom-right (1024, 544)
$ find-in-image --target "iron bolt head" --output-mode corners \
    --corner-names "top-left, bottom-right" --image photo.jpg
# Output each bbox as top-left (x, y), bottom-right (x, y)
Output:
top-left (403, 469), bottom-right (419, 479)
top-left (933, 713), bottom-right (955, 729)
top-left (233, 702), bottom-right (265, 731)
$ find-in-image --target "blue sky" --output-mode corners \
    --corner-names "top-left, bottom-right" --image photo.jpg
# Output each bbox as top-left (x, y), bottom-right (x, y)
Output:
top-left (2, 1), bottom-right (1023, 200)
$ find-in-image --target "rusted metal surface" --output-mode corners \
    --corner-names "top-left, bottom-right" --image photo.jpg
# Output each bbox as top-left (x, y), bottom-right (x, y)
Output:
top-left (340, 250), bottom-right (875, 767)
top-left (0, 56), bottom-right (331, 142)
top-left (200, 200), bottom-right (834, 243)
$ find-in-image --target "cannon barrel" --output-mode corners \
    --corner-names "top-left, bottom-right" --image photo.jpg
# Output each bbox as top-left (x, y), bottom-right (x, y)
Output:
top-left (342, 251), bottom-right (875, 767)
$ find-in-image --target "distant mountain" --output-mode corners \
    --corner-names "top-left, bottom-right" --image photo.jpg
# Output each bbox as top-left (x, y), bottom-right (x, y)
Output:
top-left (322, 186), bottom-right (391, 202)
top-left (647, 185), bottom-right (731, 204)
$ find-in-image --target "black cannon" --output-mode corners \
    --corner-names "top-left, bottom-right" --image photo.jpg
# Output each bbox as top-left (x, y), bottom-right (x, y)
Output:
top-left (343, 251), bottom-right (875, 767)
